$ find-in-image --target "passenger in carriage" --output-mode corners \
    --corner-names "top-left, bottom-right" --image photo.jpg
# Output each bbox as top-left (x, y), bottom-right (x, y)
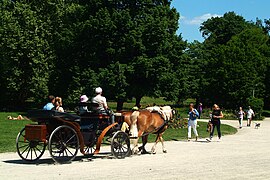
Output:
top-left (91, 87), bottom-right (115, 124)
top-left (43, 95), bottom-right (55, 110)
top-left (79, 95), bottom-right (89, 115)
top-left (55, 97), bottom-right (64, 112)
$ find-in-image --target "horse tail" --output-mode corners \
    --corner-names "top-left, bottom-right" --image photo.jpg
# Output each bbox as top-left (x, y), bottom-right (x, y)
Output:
top-left (129, 111), bottom-right (140, 138)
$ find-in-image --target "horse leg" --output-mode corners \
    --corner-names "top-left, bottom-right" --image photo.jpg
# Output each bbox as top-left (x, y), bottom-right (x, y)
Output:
top-left (159, 135), bottom-right (167, 153)
top-left (139, 134), bottom-right (149, 154)
top-left (130, 111), bottom-right (140, 154)
top-left (131, 137), bottom-right (139, 154)
top-left (151, 134), bottom-right (161, 154)
top-left (131, 130), bottom-right (144, 155)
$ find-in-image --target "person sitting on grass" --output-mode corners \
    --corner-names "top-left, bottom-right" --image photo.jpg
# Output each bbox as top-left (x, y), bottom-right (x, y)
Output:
top-left (43, 95), bottom-right (55, 110)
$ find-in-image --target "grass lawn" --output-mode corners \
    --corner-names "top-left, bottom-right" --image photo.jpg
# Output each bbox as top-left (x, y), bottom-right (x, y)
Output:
top-left (0, 112), bottom-right (33, 153)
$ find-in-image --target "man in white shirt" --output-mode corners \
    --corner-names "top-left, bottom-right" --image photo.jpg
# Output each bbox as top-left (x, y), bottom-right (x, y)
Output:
top-left (92, 87), bottom-right (114, 123)
top-left (247, 106), bottom-right (255, 127)
top-left (92, 87), bottom-right (108, 112)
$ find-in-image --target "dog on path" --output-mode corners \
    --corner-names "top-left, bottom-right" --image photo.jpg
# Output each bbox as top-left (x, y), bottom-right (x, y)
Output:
top-left (254, 122), bottom-right (261, 129)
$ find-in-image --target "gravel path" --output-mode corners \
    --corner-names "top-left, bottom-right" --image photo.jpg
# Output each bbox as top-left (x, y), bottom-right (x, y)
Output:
top-left (1, 119), bottom-right (270, 180)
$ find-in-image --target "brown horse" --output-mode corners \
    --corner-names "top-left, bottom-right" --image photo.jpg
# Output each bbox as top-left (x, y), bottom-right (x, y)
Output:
top-left (128, 108), bottom-right (172, 154)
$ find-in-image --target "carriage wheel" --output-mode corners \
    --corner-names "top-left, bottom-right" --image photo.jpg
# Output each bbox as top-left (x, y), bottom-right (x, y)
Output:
top-left (48, 125), bottom-right (79, 164)
top-left (111, 131), bottom-right (131, 159)
top-left (16, 127), bottom-right (46, 162)
top-left (84, 145), bottom-right (96, 155)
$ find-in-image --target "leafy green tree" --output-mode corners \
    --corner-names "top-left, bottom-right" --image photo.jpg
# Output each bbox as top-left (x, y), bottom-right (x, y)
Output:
top-left (200, 12), bottom-right (250, 45)
top-left (198, 12), bottom-right (270, 108)
top-left (0, 0), bottom-right (55, 109)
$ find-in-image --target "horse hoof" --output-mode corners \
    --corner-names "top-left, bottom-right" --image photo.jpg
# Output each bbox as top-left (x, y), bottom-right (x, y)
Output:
top-left (141, 150), bottom-right (150, 154)
top-left (132, 150), bottom-right (138, 155)
top-left (151, 151), bottom-right (156, 154)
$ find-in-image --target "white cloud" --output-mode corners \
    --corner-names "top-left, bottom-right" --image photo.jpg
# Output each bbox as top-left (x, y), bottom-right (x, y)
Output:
top-left (182, 13), bottom-right (222, 25)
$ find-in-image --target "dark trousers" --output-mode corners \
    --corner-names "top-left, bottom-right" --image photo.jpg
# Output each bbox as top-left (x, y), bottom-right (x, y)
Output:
top-left (210, 120), bottom-right (221, 139)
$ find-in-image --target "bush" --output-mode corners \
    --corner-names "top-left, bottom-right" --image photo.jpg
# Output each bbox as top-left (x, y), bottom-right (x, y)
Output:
top-left (247, 97), bottom-right (264, 119)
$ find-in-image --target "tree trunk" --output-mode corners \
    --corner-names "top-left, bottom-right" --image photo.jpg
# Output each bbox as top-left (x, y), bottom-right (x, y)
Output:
top-left (116, 99), bottom-right (124, 111)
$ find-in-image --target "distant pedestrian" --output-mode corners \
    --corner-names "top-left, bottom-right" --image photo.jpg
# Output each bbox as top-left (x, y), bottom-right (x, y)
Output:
top-left (247, 106), bottom-right (255, 127)
top-left (208, 104), bottom-right (223, 141)
top-left (197, 103), bottom-right (203, 119)
top-left (187, 103), bottom-right (199, 141)
top-left (238, 107), bottom-right (245, 129)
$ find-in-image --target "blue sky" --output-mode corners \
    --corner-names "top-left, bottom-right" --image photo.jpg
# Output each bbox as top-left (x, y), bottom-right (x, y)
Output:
top-left (171, 0), bottom-right (270, 42)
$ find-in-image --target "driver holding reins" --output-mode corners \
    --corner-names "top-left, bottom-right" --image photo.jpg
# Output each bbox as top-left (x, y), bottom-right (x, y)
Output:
top-left (91, 87), bottom-right (115, 124)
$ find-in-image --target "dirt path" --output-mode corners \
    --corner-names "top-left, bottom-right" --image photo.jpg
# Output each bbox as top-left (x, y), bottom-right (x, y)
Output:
top-left (1, 119), bottom-right (270, 180)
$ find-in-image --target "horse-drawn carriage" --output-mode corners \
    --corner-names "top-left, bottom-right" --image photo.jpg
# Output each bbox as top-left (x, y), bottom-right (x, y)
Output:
top-left (16, 104), bottom-right (131, 164)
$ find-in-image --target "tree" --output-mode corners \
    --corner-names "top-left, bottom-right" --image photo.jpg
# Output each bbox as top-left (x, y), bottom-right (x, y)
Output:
top-left (197, 12), bottom-right (270, 108)
top-left (200, 12), bottom-right (250, 45)
top-left (0, 0), bottom-right (55, 109)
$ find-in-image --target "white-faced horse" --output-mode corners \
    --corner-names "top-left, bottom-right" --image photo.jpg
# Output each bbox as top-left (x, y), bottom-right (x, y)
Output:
top-left (129, 106), bottom-right (174, 154)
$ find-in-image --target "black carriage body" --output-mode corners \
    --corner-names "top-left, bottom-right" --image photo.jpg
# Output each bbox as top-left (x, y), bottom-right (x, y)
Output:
top-left (17, 108), bottom-right (130, 163)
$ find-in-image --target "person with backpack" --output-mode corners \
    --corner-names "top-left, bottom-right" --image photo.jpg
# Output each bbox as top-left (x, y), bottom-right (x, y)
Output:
top-left (187, 103), bottom-right (199, 141)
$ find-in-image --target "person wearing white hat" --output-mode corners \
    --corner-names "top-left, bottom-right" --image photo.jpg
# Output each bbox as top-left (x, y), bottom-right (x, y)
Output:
top-left (92, 87), bottom-right (108, 111)
top-left (79, 95), bottom-right (89, 115)
top-left (92, 87), bottom-right (115, 123)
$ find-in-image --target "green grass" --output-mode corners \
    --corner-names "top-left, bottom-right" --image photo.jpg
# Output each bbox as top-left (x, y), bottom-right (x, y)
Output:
top-left (0, 112), bottom-right (33, 153)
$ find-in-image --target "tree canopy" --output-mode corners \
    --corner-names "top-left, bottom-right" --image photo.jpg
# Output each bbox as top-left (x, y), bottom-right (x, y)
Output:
top-left (1, 1), bottom-right (270, 112)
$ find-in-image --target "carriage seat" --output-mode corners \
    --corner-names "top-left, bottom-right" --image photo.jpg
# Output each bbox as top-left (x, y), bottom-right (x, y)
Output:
top-left (27, 110), bottom-right (80, 123)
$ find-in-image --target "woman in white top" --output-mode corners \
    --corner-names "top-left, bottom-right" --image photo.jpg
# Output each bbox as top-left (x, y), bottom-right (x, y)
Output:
top-left (238, 107), bottom-right (245, 129)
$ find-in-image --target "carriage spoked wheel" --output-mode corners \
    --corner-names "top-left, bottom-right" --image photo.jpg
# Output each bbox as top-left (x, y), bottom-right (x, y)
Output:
top-left (48, 125), bottom-right (79, 164)
top-left (84, 145), bottom-right (96, 156)
top-left (16, 127), bottom-right (46, 162)
top-left (111, 131), bottom-right (131, 159)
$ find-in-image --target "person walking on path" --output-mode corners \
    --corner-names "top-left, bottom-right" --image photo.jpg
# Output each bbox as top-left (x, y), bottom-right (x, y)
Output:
top-left (209, 104), bottom-right (224, 141)
top-left (188, 103), bottom-right (199, 141)
top-left (197, 103), bottom-right (203, 119)
top-left (238, 107), bottom-right (245, 129)
top-left (247, 106), bottom-right (255, 127)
